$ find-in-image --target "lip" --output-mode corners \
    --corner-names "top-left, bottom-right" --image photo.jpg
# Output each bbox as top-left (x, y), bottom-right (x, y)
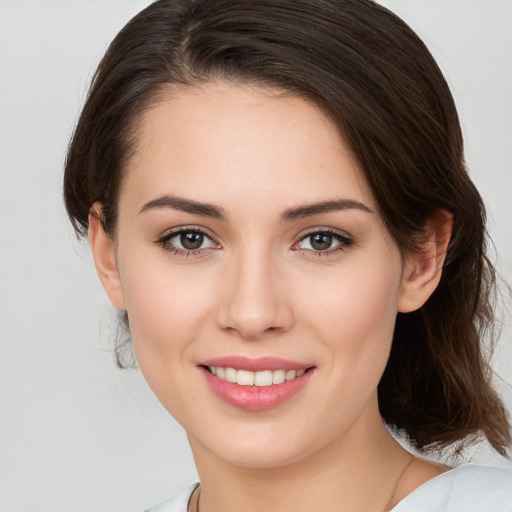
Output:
top-left (199, 357), bottom-right (315, 411)
top-left (200, 356), bottom-right (311, 372)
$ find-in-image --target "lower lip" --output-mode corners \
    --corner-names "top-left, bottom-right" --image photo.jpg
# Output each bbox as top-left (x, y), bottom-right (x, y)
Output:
top-left (201, 368), bottom-right (314, 411)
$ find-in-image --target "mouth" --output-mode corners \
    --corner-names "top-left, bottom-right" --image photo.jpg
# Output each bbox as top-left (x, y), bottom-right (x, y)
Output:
top-left (199, 358), bottom-right (316, 411)
top-left (202, 365), bottom-right (308, 386)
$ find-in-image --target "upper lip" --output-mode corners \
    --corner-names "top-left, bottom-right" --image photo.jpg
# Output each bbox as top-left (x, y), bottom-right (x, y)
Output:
top-left (199, 356), bottom-right (313, 372)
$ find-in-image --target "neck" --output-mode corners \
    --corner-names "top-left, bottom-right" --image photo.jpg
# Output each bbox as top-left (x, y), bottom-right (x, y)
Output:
top-left (189, 395), bottom-right (414, 512)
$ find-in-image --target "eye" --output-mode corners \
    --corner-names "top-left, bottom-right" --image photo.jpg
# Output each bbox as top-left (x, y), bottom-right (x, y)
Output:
top-left (174, 231), bottom-right (209, 250)
top-left (155, 227), bottom-right (219, 256)
top-left (293, 229), bottom-right (353, 254)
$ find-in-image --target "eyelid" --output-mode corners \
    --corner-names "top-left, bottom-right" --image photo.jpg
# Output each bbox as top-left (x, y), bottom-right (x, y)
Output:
top-left (291, 227), bottom-right (354, 254)
top-left (153, 225), bottom-right (353, 257)
top-left (154, 225), bottom-right (221, 255)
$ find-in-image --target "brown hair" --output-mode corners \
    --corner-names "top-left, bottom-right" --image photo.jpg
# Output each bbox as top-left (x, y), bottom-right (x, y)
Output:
top-left (63, 0), bottom-right (510, 455)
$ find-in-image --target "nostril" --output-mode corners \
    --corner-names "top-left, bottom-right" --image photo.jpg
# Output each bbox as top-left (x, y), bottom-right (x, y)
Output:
top-left (215, 279), bottom-right (295, 339)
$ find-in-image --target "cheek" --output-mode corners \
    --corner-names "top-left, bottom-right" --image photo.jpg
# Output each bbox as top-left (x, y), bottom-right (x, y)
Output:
top-left (306, 252), bottom-right (402, 378)
top-left (116, 247), bottom-right (214, 369)
top-left (119, 263), bottom-right (219, 422)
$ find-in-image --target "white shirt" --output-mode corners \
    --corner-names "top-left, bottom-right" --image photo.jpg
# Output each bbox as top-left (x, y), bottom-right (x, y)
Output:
top-left (143, 464), bottom-right (512, 512)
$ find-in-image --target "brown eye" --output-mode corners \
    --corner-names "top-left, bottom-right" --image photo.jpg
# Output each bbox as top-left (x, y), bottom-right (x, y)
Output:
top-left (157, 228), bottom-right (218, 254)
top-left (295, 229), bottom-right (353, 254)
top-left (180, 232), bottom-right (204, 250)
top-left (310, 233), bottom-right (333, 251)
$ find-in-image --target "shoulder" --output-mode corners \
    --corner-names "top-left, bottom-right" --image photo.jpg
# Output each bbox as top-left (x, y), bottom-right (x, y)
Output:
top-left (392, 464), bottom-right (512, 512)
top-left (142, 483), bottom-right (198, 512)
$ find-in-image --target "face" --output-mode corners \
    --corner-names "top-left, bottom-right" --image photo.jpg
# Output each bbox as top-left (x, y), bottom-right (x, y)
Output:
top-left (106, 83), bottom-right (410, 468)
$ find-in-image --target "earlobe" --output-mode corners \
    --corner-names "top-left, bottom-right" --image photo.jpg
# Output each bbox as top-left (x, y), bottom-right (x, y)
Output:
top-left (88, 203), bottom-right (126, 311)
top-left (398, 209), bottom-right (453, 313)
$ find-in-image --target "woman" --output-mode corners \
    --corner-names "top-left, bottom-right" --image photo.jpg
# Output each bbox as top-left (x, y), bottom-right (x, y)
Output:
top-left (63, 0), bottom-right (512, 510)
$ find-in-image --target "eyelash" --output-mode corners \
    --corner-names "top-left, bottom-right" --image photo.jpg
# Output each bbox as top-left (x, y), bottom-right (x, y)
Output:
top-left (154, 226), bottom-right (220, 258)
top-left (293, 228), bottom-right (354, 257)
top-left (154, 227), bottom-right (354, 258)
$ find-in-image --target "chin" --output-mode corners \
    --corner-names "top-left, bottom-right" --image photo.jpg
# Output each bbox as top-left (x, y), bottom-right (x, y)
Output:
top-left (224, 446), bottom-right (305, 469)
top-left (189, 417), bottom-right (341, 470)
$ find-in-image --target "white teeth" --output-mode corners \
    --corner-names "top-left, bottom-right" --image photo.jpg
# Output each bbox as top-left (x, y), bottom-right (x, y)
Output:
top-left (272, 369), bottom-right (286, 384)
top-left (208, 366), bottom-right (307, 386)
top-left (285, 370), bottom-right (297, 381)
top-left (254, 370), bottom-right (273, 387)
top-left (225, 367), bottom-right (237, 383)
top-left (236, 369), bottom-right (255, 386)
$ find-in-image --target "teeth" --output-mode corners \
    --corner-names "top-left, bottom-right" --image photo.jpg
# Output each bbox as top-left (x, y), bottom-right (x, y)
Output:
top-left (207, 366), bottom-right (307, 386)
top-left (225, 367), bottom-right (237, 383)
top-left (285, 370), bottom-right (297, 381)
top-left (254, 370), bottom-right (273, 387)
top-left (272, 369), bottom-right (286, 384)
top-left (236, 370), bottom-right (254, 386)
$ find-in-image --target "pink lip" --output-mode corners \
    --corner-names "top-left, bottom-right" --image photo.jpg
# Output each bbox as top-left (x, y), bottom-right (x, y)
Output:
top-left (200, 356), bottom-right (311, 372)
top-left (199, 357), bottom-right (315, 411)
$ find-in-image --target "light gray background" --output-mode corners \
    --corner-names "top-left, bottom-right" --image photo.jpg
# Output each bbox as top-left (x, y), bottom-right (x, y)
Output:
top-left (0, 1), bottom-right (511, 511)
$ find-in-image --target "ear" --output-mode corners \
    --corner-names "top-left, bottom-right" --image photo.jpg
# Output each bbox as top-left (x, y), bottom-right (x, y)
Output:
top-left (398, 209), bottom-right (453, 313)
top-left (88, 203), bottom-right (126, 311)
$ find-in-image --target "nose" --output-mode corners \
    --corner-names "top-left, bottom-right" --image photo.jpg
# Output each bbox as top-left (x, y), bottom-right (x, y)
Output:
top-left (215, 248), bottom-right (294, 340)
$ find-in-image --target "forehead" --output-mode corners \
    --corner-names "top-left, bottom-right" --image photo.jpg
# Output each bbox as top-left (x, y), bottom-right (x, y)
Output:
top-left (121, 82), bottom-right (375, 215)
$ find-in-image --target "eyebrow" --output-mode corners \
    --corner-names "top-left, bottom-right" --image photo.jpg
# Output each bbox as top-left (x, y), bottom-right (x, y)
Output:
top-left (281, 199), bottom-right (373, 221)
top-left (139, 194), bottom-right (373, 221)
top-left (139, 194), bottom-right (228, 220)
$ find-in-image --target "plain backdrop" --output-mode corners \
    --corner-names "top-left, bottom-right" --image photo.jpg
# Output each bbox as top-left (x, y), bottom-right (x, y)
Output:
top-left (0, 1), bottom-right (511, 511)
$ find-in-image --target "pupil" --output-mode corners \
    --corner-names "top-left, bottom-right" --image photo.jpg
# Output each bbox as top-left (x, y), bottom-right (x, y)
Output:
top-left (311, 233), bottom-right (332, 251)
top-left (181, 232), bottom-right (203, 250)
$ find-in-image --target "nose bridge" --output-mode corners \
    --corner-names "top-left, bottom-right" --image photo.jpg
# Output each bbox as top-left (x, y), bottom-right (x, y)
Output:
top-left (216, 242), bottom-right (293, 339)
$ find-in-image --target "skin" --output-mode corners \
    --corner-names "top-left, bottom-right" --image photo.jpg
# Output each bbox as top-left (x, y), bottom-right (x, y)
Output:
top-left (89, 82), bottom-right (452, 511)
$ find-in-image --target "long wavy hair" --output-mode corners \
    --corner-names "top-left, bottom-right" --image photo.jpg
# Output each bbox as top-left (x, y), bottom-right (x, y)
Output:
top-left (63, 0), bottom-right (510, 455)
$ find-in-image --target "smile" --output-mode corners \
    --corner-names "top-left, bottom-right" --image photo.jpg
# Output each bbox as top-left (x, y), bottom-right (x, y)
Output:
top-left (206, 366), bottom-right (306, 387)
top-left (200, 358), bottom-right (315, 411)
